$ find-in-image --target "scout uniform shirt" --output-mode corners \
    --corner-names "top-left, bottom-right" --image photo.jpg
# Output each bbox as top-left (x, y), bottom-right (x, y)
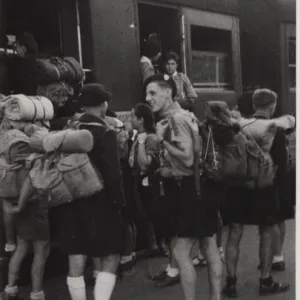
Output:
top-left (157, 101), bottom-right (200, 177)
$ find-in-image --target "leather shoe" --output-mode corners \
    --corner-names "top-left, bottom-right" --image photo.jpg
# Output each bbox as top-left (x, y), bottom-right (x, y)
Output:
top-left (156, 274), bottom-right (180, 287)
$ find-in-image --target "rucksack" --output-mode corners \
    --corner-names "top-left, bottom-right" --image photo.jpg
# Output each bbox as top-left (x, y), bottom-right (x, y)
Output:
top-left (35, 56), bottom-right (84, 85)
top-left (0, 129), bottom-right (30, 199)
top-left (200, 124), bottom-right (249, 184)
top-left (201, 101), bottom-right (276, 188)
top-left (28, 122), bottom-right (106, 208)
top-left (37, 81), bottom-right (74, 108)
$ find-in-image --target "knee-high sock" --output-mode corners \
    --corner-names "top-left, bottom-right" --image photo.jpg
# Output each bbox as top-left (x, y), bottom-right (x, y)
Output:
top-left (67, 276), bottom-right (86, 300)
top-left (94, 272), bottom-right (116, 300)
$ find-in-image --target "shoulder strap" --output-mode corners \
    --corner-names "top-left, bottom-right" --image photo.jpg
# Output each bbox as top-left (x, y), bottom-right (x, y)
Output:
top-left (169, 112), bottom-right (201, 199)
top-left (241, 119), bottom-right (257, 130)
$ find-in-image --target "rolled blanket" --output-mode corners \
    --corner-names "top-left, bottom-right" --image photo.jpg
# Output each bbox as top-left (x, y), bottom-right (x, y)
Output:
top-left (30, 129), bottom-right (94, 153)
top-left (239, 118), bottom-right (277, 152)
top-left (23, 123), bottom-right (49, 137)
top-left (4, 94), bottom-right (54, 121)
top-left (273, 115), bottom-right (295, 132)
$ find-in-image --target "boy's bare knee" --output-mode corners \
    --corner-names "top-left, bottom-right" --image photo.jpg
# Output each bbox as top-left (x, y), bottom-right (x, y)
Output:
top-left (100, 254), bottom-right (120, 273)
top-left (68, 255), bottom-right (87, 277)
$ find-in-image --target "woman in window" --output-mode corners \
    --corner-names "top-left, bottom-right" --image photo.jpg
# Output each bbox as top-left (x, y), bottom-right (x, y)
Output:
top-left (164, 51), bottom-right (198, 110)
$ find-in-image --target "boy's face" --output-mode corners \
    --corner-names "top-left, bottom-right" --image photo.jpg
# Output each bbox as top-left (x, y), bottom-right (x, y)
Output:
top-left (165, 59), bottom-right (177, 75)
top-left (145, 82), bottom-right (171, 113)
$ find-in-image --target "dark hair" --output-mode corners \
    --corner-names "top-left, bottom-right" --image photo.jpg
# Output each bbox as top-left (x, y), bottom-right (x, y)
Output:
top-left (165, 51), bottom-right (179, 64)
top-left (133, 103), bottom-right (156, 134)
top-left (237, 91), bottom-right (255, 118)
top-left (16, 32), bottom-right (38, 54)
top-left (144, 38), bottom-right (161, 58)
top-left (179, 99), bottom-right (195, 113)
top-left (106, 109), bottom-right (117, 118)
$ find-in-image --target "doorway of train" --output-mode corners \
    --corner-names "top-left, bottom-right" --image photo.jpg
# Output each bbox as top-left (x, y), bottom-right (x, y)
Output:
top-left (137, 2), bottom-right (186, 74)
top-left (136, 2), bottom-right (242, 120)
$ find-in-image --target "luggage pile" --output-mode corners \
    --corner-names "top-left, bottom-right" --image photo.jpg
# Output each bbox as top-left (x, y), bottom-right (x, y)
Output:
top-left (35, 56), bottom-right (84, 107)
top-left (28, 126), bottom-right (104, 208)
top-left (0, 95), bottom-right (52, 204)
top-left (0, 94), bottom-right (104, 209)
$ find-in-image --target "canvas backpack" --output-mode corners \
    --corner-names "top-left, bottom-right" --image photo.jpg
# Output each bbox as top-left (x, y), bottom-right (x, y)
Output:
top-left (0, 129), bottom-right (30, 199)
top-left (200, 123), bottom-right (250, 185)
top-left (37, 81), bottom-right (74, 108)
top-left (201, 101), bottom-right (276, 188)
top-left (28, 121), bottom-right (106, 207)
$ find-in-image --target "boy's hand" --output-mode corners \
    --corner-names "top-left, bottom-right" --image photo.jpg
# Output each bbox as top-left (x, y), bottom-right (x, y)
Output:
top-left (4, 202), bottom-right (21, 214)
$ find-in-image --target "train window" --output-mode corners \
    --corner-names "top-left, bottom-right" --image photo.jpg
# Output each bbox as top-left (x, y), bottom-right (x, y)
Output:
top-left (6, 0), bottom-right (62, 56)
top-left (288, 37), bottom-right (296, 91)
top-left (190, 26), bottom-right (233, 90)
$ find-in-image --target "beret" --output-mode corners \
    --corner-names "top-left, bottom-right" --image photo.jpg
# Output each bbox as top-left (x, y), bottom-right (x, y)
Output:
top-left (144, 74), bottom-right (177, 99)
top-left (79, 83), bottom-right (112, 107)
top-left (252, 89), bottom-right (277, 109)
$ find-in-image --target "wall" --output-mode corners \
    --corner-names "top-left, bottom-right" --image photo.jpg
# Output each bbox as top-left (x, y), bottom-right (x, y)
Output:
top-left (152, 0), bottom-right (238, 15)
top-left (60, 0), bottom-right (80, 59)
top-left (277, 0), bottom-right (296, 22)
top-left (88, 0), bottom-right (141, 111)
top-left (239, 0), bottom-right (281, 93)
top-left (0, 0), bottom-right (6, 45)
top-left (239, 0), bottom-right (296, 115)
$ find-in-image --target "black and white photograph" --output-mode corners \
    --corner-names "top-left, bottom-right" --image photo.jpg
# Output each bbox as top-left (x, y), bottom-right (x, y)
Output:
top-left (0, 0), bottom-right (296, 299)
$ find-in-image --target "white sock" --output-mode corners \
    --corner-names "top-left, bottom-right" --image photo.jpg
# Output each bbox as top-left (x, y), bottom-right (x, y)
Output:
top-left (167, 267), bottom-right (179, 278)
top-left (30, 291), bottom-right (45, 300)
top-left (120, 255), bottom-right (132, 264)
top-left (94, 272), bottom-right (116, 300)
top-left (5, 243), bottom-right (16, 252)
top-left (5, 285), bottom-right (18, 296)
top-left (67, 276), bottom-right (86, 300)
top-left (273, 255), bottom-right (284, 263)
top-left (198, 252), bottom-right (205, 260)
top-left (166, 264), bottom-right (171, 272)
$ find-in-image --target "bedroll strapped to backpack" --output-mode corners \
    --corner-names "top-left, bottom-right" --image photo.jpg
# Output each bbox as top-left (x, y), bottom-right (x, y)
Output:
top-left (29, 122), bottom-right (105, 208)
top-left (35, 56), bottom-right (84, 85)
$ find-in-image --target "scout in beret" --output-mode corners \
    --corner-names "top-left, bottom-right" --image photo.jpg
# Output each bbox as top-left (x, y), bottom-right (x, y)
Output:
top-left (78, 83), bottom-right (112, 119)
top-left (59, 82), bottom-right (124, 300)
top-left (144, 73), bottom-right (177, 99)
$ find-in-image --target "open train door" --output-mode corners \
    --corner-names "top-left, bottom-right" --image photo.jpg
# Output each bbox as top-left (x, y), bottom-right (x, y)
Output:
top-left (180, 7), bottom-right (242, 120)
top-left (137, 2), bottom-right (184, 72)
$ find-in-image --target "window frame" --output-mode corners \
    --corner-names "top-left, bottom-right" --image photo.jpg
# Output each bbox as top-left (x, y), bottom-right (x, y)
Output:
top-left (191, 50), bottom-right (229, 88)
top-left (182, 8), bottom-right (242, 95)
top-left (287, 36), bottom-right (296, 92)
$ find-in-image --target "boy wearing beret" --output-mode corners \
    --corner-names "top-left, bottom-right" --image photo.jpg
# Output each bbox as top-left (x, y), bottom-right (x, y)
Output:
top-left (145, 74), bottom-right (221, 300)
top-left (57, 83), bottom-right (124, 300)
